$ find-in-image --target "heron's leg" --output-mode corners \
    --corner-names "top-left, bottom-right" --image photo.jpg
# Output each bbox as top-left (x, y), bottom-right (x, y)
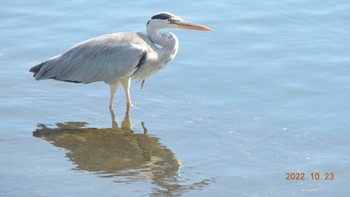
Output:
top-left (141, 79), bottom-right (145, 89)
top-left (121, 104), bottom-right (132, 131)
top-left (120, 77), bottom-right (131, 108)
top-left (109, 107), bottom-right (118, 129)
top-left (109, 82), bottom-right (119, 109)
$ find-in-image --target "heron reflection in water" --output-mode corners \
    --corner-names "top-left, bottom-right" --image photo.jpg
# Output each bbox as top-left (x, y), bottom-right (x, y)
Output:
top-left (33, 108), bottom-right (213, 196)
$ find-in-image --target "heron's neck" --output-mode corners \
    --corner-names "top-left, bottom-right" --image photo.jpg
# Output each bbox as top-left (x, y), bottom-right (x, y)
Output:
top-left (147, 27), bottom-right (178, 51)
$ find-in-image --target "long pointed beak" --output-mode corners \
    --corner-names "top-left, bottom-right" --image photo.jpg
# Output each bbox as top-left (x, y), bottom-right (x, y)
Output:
top-left (176, 20), bottom-right (212, 31)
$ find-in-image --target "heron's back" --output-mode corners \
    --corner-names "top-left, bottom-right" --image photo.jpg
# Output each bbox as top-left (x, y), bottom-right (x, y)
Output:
top-left (30, 32), bottom-right (158, 84)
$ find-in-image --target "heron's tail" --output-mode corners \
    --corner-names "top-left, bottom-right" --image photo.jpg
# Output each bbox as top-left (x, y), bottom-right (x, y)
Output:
top-left (29, 62), bottom-right (45, 78)
top-left (29, 59), bottom-right (84, 83)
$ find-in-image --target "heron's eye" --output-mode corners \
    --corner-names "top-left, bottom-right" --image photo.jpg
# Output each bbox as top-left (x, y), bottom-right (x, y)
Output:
top-left (168, 18), bottom-right (174, 23)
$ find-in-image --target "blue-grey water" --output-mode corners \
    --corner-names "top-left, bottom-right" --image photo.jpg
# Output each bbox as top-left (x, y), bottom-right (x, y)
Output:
top-left (1, 0), bottom-right (350, 196)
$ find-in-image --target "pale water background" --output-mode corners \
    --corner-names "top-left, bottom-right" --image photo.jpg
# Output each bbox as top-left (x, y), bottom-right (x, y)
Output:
top-left (1, 0), bottom-right (350, 196)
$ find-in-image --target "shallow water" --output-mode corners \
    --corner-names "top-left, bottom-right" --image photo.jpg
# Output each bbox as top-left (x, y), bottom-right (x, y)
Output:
top-left (1, 0), bottom-right (350, 196)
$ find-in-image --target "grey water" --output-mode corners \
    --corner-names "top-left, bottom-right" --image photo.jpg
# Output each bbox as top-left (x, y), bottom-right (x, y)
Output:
top-left (1, 0), bottom-right (350, 196)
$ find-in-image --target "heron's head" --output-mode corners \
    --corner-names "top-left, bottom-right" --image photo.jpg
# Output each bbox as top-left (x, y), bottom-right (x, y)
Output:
top-left (147, 12), bottom-right (211, 31)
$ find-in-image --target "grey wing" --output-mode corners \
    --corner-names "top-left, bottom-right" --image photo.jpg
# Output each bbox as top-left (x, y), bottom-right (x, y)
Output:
top-left (33, 34), bottom-right (148, 84)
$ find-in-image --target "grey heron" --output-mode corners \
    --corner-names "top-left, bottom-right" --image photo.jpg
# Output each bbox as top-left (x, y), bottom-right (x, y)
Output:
top-left (29, 12), bottom-right (211, 109)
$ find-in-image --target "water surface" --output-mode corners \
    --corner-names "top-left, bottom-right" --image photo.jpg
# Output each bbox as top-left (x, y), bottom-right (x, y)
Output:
top-left (1, 0), bottom-right (350, 196)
